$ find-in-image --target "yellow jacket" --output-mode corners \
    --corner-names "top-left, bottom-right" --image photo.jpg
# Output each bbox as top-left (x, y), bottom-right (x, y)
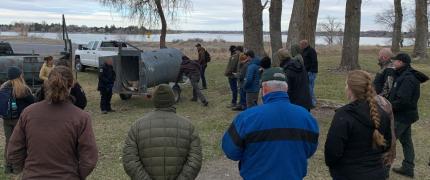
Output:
top-left (39, 63), bottom-right (54, 81)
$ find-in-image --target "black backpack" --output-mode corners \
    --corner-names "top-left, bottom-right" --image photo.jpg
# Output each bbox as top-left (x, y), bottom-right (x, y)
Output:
top-left (5, 89), bottom-right (19, 120)
top-left (204, 50), bottom-right (211, 63)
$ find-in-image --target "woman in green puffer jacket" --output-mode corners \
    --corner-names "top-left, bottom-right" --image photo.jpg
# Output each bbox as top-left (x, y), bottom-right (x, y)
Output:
top-left (123, 84), bottom-right (202, 180)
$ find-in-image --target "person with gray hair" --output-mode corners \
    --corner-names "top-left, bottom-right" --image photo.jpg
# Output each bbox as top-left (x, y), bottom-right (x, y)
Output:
top-left (222, 67), bottom-right (319, 179)
top-left (373, 48), bottom-right (395, 98)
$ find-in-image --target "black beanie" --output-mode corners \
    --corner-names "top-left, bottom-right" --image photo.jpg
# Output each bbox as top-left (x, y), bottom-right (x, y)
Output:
top-left (7, 66), bottom-right (22, 80)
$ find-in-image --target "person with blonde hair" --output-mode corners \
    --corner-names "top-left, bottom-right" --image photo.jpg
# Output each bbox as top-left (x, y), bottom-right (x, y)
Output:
top-left (325, 70), bottom-right (394, 179)
top-left (7, 66), bottom-right (98, 179)
top-left (39, 56), bottom-right (55, 81)
top-left (0, 66), bottom-right (34, 174)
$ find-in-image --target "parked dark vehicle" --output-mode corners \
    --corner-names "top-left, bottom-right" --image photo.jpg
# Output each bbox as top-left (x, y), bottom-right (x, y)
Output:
top-left (0, 42), bottom-right (44, 91)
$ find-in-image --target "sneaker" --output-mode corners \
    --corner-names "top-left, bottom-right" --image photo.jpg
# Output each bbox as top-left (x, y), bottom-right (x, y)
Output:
top-left (232, 106), bottom-right (245, 111)
top-left (392, 166), bottom-right (414, 178)
top-left (101, 111), bottom-right (108, 114)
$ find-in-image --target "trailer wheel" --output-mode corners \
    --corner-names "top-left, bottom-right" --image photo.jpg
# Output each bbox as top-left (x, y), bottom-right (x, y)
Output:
top-left (75, 57), bottom-right (85, 72)
top-left (172, 84), bottom-right (181, 103)
top-left (120, 94), bottom-right (132, 100)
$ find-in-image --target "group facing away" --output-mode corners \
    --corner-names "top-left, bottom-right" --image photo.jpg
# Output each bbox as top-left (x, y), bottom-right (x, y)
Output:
top-left (0, 40), bottom-right (429, 180)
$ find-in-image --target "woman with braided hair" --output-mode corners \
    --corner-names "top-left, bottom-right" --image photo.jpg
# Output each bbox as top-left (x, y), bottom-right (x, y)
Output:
top-left (325, 70), bottom-right (394, 180)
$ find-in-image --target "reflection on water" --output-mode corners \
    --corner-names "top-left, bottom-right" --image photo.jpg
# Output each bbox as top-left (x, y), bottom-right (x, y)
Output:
top-left (0, 31), bottom-right (414, 46)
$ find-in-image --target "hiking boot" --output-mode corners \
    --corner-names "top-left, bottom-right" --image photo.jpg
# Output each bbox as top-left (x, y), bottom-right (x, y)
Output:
top-left (232, 105), bottom-right (245, 111)
top-left (392, 166), bottom-right (414, 178)
top-left (191, 98), bottom-right (197, 102)
top-left (101, 111), bottom-right (108, 114)
top-left (202, 101), bottom-right (209, 107)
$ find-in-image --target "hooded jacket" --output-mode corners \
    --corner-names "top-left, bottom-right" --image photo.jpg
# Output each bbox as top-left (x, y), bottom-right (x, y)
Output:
top-left (374, 60), bottom-right (395, 98)
top-left (0, 82), bottom-right (34, 120)
top-left (177, 59), bottom-right (201, 81)
top-left (243, 58), bottom-right (261, 93)
top-left (122, 107), bottom-right (202, 180)
top-left (325, 100), bottom-right (393, 180)
top-left (282, 59), bottom-right (312, 110)
top-left (222, 92), bottom-right (319, 180)
top-left (388, 66), bottom-right (429, 124)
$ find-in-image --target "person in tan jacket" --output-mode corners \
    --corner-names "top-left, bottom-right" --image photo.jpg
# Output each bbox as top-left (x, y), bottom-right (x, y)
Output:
top-left (39, 56), bottom-right (55, 81)
top-left (7, 66), bottom-right (98, 179)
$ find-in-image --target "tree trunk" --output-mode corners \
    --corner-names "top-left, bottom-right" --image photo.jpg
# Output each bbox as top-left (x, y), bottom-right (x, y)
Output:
top-left (287, 0), bottom-right (304, 48)
top-left (300, 0), bottom-right (320, 47)
top-left (269, 0), bottom-right (282, 67)
top-left (392, 0), bottom-right (403, 53)
top-left (155, 0), bottom-right (167, 49)
top-left (242, 0), bottom-right (266, 57)
top-left (340, 0), bottom-right (362, 70)
top-left (413, 0), bottom-right (428, 60)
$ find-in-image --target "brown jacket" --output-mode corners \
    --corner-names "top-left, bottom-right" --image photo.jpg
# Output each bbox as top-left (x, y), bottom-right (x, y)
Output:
top-left (197, 47), bottom-right (207, 66)
top-left (7, 100), bottom-right (98, 180)
top-left (375, 95), bottom-right (396, 166)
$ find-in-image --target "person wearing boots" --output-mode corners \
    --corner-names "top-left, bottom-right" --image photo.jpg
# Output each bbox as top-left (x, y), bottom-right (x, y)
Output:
top-left (177, 56), bottom-right (209, 107)
top-left (98, 58), bottom-right (116, 114)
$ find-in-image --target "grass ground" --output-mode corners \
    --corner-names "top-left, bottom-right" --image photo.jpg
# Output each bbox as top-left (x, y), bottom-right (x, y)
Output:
top-left (0, 42), bottom-right (429, 179)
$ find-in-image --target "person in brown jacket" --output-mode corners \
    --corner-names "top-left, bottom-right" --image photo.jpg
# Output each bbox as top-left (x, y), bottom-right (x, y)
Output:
top-left (7, 66), bottom-right (98, 179)
top-left (195, 43), bottom-right (209, 89)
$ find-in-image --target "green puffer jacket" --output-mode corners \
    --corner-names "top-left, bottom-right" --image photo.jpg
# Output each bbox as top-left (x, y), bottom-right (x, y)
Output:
top-left (123, 107), bottom-right (202, 180)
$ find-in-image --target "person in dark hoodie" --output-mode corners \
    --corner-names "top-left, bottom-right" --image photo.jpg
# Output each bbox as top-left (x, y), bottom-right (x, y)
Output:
top-left (278, 48), bottom-right (312, 111)
top-left (0, 66), bottom-right (34, 174)
top-left (243, 50), bottom-right (261, 108)
top-left (325, 70), bottom-right (394, 180)
top-left (177, 56), bottom-right (209, 106)
top-left (389, 53), bottom-right (429, 178)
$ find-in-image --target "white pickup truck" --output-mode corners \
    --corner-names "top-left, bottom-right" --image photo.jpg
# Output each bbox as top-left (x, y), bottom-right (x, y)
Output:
top-left (74, 40), bottom-right (131, 71)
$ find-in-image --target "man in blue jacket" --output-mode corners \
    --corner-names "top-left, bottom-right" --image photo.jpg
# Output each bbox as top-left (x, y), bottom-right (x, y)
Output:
top-left (243, 50), bottom-right (261, 108)
top-left (222, 67), bottom-right (320, 180)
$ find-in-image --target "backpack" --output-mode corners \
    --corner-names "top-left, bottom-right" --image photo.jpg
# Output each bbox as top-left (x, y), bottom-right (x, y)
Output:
top-left (0, 86), bottom-right (11, 117)
top-left (1, 88), bottom-right (19, 120)
top-left (204, 50), bottom-right (211, 63)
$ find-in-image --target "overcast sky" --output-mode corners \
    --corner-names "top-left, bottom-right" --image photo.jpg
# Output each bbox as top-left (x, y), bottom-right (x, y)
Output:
top-left (0, 0), bottom-right (415, 31)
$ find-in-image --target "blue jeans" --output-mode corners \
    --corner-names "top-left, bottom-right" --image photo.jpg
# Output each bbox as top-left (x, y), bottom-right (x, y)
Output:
top-left (308, 72), bottom-right (317, 107)
top-left (228, 78), bottom-right (238, 105)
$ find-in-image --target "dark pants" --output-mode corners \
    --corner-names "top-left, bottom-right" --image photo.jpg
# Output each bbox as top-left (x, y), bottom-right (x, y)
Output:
top-left (200, 65), bottom-right (207, 89)
top-left (239, 82), bottom-right (247, 108)
top-left (395, 121), bottom-right (415, 171)
top-left (3, 118), bottom-right (18, 172)
top-left (246, 92), bottom-right (259, 108)
top-left (191, 76), bottom-right (207, 103)
top-left (100, 88), bottom-right (113, 111)
top-left (228, 78), bottom-right (238, 105)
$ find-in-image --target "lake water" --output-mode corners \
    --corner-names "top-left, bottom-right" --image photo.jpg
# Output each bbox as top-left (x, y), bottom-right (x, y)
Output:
top-left (0, 31), bottom-right (413, 46)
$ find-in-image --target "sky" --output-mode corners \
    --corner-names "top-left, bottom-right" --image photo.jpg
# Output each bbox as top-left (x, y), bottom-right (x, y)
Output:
top-left (0, 0), bottom-right (415, 31)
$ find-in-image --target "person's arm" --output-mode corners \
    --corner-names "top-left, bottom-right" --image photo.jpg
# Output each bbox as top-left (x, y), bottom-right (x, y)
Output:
top-left (123, 124), bottom-right (152, 180)
top-left (390, 78), bottom-right (416, 111)
top-left (39, 64), bottom-right (48, 81)
top-left (222, 116), bottom-right (245, 161)
top-left (243, 65), bottom-right (256, 89)
top-left (324, 111), bottom-right (350, 167)
top-left (305, 115), bottom-right (320, 158)
top-left (373, 72), bottom-right (384, 95)
top-left (77, 114), bottom-right (98, 179)
top-left (176, 66), bottom-right (184, 83)
top-left (7, 113), bottom-right (27, 174)
top-left (177, 126), bottom-right (202, 180)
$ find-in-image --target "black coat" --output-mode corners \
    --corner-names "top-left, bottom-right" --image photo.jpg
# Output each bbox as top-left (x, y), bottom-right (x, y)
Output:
top-left (36, 82), bottom-right (87, 110)
top-left (325, 100), bottom-right (392, 180)
top-left (282, 59), bottom-right (313, 110)
top-left (388, 66), bottom-right (429, 124)
top-left (301, 46), bottom-right (318, 73)
top-left (98, 63), bottom-right (116, 91)
top-left (0, 82), bottom-right (34, 120)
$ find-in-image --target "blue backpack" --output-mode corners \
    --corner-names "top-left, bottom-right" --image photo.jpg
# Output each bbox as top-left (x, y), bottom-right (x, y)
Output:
top-left (0, 87), bottom-right (18, 120)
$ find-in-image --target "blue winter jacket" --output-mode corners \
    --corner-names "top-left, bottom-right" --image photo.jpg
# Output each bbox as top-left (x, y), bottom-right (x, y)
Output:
top-left (243, 58), bottom-right (261, 93)
top-left (222, 91), bottom-right (319, 180)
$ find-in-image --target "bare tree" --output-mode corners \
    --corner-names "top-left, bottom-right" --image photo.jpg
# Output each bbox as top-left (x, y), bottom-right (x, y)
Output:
top-left (413, 0), bottom-right (428, 60)
top-left (392, 0), bottom-right (403, 53)
top-left (375, 6), bottom-right (396, 29)
top-left (340, 0), bottom-right (362, 70)
top-left (319, 16), bottom-right (343, 46)
top-left (287, 0), bottom-right (304, 48)
top-left (100, 0), bottom-right (191, 49)
top-left (269, 0), bottom-right (283, 66)
top-left (242, 0), bottom-right (268, 57)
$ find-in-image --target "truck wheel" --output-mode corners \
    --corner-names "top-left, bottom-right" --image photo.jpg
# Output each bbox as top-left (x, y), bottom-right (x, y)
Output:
top-left (120, 94), bottom-right (132, 100)
top-left (172, 84), bottom-right (181, 103)
top-left (75, 58), bottom-right (85, 72)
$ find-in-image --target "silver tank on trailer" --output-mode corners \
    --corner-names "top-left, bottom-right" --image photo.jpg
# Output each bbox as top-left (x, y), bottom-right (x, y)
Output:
top-left (99, 47), bottom-right (183, 100)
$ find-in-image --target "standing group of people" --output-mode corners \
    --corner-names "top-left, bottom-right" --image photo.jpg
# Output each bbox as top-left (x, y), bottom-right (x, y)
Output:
top-left (225, 40), bottom-right (319, 111)
top-left (222, 45), bottom-right (428, 179)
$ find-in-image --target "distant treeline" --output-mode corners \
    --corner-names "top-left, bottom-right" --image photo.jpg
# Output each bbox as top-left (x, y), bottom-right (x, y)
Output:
top-left (0, 22), bottom-right (414, 38)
